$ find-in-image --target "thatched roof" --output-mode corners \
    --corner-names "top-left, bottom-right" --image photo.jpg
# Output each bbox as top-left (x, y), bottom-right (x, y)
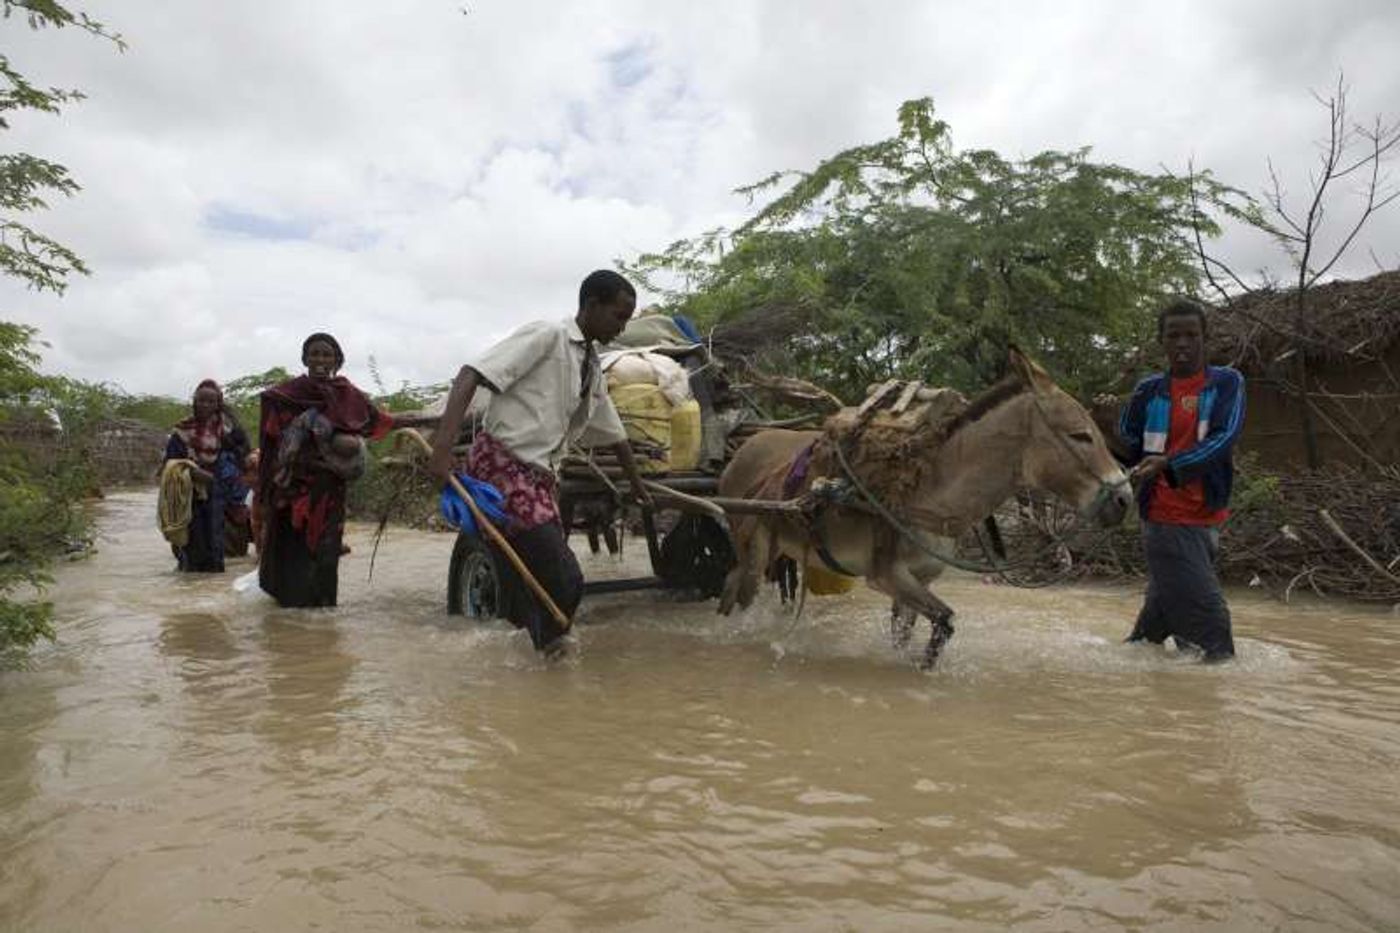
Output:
top-left (708, 270), bottom-right (1400, 385)
top-left (92, 416), bottom-right (168, 447)
top-left (0, 409), bottom-right (61, 439)
top-left (1206, 269), bottom-right (1400, 370)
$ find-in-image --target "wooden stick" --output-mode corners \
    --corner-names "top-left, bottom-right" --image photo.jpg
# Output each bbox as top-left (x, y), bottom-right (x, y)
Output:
top-left (641, 480), bottom-right (730, 522)
top-left (576, 457), bottom-right (622, 499)
top-left (857, 380), bottom-right (901, 418)
top-left (703, 495), bottom-right (809, 516)
top-left (393, 429), bottom-right (573, 632)
top-left (892, 380), bottom-right (923, 414)
top-left (1319, 508), bottom-right (1400, 585)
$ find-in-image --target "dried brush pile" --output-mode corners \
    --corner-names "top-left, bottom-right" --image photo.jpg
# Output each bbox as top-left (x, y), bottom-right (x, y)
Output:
top-left (973, 460), bottom-right (1400, 603)
top-left (1217, 465), bottom-right (1400, 603)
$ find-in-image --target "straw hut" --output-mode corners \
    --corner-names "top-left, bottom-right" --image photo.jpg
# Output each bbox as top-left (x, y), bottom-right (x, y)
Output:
top-left (1203, 269), bottom-right (1400, 469)
top-left (0, 412), bottom-right (168, 487)
top-left (89, 417), bottom-right (169, 485)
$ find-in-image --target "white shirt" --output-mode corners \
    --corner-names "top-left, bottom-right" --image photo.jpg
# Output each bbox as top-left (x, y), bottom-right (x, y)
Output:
top-left (469, 317), bottom-right (628, 472)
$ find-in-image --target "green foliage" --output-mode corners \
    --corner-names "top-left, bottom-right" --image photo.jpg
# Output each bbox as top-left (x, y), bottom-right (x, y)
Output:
top-left (374, 382), bottom-right (447, 416)
top-left (627, 98), bottom-right (1230, 400)
top-left (223, 367), bottom-right (291, 404)
top-left (0, 3), bottom-right (123, 663)
top-left (345, 441), bottom-right (439, 527)
top-left (107, 392), bottom-right (187, 429)
top-left (367, 353), bottom-right (446, 414)
top-left (0, 593), bottom-right (52, 666)
top-left (219, 366), bottom-right (288, 435)
top-left (0, 325), bottom-right (98, 665)
top-left (348, 372), bottom-right (447, 525)
top-left (1229, 451), bottom-right (1282, 515)
top-left (1, 0), bottom-right (123, 292)
top-left (0, 320), bottom-right (45, 398)
top-left (99, 368), bottom-right (292, 441)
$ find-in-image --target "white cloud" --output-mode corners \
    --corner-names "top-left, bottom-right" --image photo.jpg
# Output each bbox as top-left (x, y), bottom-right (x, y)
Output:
top-left (3, 0), bottom-right (1398, 397)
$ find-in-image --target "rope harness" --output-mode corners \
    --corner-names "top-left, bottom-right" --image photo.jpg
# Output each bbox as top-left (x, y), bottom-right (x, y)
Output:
top-left (805, 388), bottom-right (1129, 582)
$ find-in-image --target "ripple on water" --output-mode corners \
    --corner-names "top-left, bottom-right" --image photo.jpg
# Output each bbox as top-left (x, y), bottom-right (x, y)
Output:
top-left (1, 490), bottom-right (1397, 930)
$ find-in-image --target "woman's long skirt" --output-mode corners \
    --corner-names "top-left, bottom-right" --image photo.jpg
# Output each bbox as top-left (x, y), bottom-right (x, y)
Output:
top-left (258, 480), bottom-right (345, 608)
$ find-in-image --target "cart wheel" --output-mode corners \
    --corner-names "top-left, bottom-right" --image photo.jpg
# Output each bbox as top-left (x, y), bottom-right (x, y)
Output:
top-left (657, 515), bottom-right (735, 599)
top-left (447, 532), bottom-right (502, 620)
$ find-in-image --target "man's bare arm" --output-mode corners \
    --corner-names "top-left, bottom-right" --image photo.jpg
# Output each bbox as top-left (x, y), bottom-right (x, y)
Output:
top-left (427, 366), bottom-right (480, 482)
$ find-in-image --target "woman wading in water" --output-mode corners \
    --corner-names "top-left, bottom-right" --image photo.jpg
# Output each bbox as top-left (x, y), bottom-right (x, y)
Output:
top-left (257, 333), bottom-right (394, 607)
top-left (163, 379), bottom-right (250, 572)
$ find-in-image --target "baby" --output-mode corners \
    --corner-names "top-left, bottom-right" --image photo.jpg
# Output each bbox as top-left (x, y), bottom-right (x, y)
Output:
top-left (274, 408), bottom-right (367, 487)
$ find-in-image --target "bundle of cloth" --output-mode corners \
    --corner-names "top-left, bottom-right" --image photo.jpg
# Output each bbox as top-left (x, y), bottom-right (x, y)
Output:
top-left (599, 348), bottom-right (701, 473)
top-left (600, 348), bottom-right (694, 405)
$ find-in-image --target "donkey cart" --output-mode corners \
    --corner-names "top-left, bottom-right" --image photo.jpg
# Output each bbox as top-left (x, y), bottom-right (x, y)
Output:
top-left (444, 465), bottom-right (752, 621)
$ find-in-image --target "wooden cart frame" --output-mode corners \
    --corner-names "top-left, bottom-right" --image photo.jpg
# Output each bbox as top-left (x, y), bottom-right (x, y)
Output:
top-left (444, 469), bottom-right (741, 620)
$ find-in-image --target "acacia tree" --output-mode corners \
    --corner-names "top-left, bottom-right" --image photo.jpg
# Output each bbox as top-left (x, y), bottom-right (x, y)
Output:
top-left (2, 0), bottom-right (122, 291)
top-left (627, 98), bottom-right (1224, 400)
top-left (0, 1), bottom-right (121, 663)
top-left (0, 321), bottom-right (106, 665)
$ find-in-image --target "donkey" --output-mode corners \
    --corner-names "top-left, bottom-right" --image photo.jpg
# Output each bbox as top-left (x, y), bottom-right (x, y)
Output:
top-left (716, 348), bottom-right (1132, 668)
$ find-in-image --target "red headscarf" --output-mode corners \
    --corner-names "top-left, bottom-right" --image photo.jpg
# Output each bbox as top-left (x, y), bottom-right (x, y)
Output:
top-left (262, 333), bottom-right (387, 435)
top-left (260, 375), bottom-right (382, 435)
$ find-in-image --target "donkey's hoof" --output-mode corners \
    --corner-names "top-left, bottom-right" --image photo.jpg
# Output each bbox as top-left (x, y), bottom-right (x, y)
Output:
top-left (918, 641), bottom-right (943, 671)
top-left (918, 622), bottom-right (954, 671)
top-left (890, 612), bottom-right (917, 650)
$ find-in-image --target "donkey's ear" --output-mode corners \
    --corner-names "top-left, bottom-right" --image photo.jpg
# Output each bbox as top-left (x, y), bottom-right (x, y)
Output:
top-left (1007, 345), bottom-right (1056, 394)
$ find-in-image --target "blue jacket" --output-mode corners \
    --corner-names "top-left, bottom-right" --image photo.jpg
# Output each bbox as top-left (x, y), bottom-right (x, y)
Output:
top-left (1118, 366), bottom-right (1246, 520)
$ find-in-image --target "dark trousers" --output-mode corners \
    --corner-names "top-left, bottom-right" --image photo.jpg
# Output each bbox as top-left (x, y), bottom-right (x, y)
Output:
top-left (1129, 521), bottom-right (1235, 659)
top-left (494, 521), bottom-right (583, 651)
top-left (259, 501), bottom-right (345, 608)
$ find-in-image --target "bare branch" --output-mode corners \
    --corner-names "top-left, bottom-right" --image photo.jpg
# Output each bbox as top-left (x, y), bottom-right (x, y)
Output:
top-left (1265, 157), bottom-right (1308, 240)
top-left (1201, 252), bottom-right (1257, 297)
top-left (1335, 114), bottom-right (1400, 177)
top-left (1306, 114), bottom-right (1400, 288)
top-left (1296, 79), bottom-right (1347, 294)
top-left (1367, 246), bottom-right (1390, 274)
top-left (1186, 161), bottom-right (1237, 306)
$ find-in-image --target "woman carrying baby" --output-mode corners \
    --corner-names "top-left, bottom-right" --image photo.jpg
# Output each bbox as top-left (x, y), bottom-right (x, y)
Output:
top-left (257, 333), bottom-right (394, 607)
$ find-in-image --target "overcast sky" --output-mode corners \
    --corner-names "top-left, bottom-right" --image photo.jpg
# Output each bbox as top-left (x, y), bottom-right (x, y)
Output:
top-left (5, 0), bottom-right (1399, 398)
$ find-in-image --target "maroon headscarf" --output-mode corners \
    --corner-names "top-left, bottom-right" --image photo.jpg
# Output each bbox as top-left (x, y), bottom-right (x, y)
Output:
top-left (261, 375), bottom-right (380, 435)
top-left (261, 333), bottom-right (382, 434)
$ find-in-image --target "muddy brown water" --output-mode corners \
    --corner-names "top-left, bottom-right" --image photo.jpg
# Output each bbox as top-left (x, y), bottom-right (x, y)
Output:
top-left (1, 490), bottom-right (1398, 931)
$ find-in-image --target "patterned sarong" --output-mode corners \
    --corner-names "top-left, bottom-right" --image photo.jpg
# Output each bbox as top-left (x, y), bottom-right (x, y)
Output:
top-left (466, 432), bottom-right (560, 531)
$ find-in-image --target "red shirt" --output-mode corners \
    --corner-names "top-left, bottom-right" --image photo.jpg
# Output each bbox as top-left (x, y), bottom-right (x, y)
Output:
top-left (1147, 371), bottom-right (1230, 526)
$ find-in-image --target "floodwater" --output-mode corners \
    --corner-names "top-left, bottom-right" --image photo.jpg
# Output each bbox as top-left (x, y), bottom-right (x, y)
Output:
top-left (2, 491), bottom-right (1398, 932)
